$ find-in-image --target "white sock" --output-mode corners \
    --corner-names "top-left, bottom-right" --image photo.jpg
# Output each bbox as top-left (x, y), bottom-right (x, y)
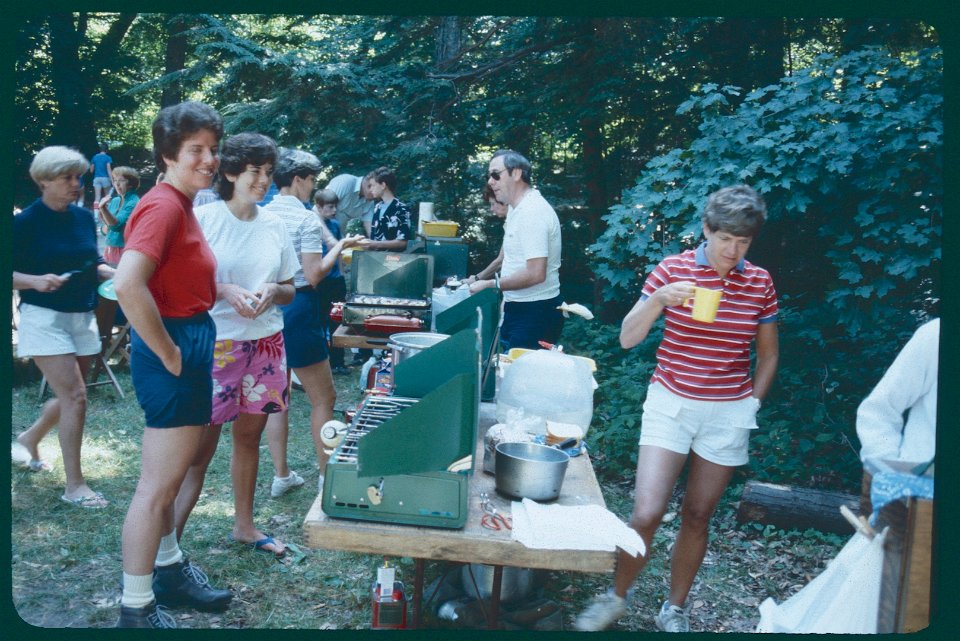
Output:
top-left (121, 572), bottom-right (155, 608)
top-left (154, 530), bottom-right (183, 567)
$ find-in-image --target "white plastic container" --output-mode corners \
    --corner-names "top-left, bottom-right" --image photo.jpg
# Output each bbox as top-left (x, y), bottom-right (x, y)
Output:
top-left (495, 349), bottom-right (594, 435)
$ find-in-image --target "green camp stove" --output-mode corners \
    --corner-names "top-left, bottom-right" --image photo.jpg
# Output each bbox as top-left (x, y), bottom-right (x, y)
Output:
top-left (321, 325), bottom-right (481, 529)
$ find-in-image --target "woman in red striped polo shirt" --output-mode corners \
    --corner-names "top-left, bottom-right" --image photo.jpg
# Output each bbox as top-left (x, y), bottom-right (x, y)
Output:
top-left (576, 184), bottom-right (779, 632)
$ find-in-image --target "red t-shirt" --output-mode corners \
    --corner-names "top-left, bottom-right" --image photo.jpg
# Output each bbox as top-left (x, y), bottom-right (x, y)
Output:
top-left (640, 244), bottom-right (778, 401)
top-left (123, 183), bottom-right (217, 318)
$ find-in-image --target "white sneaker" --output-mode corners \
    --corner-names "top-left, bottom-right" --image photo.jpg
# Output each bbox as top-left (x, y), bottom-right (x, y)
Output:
top-left (270, 470), bottom-right (304, 498)
top-left (573, 589), bottom-right (627, 631)
top-left (654, 601), bottom-right (690, 632)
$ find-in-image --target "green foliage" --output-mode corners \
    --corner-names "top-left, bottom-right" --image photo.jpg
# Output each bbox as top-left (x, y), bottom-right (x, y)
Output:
top-left (589, 45), bottom-right (942, 490)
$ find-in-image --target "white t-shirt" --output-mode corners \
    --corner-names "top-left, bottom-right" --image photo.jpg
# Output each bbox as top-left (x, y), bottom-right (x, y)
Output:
top-left (501, 188), bottom-right (562, 303)
top-left (196, 200), bottom-right (300, 340)
top-left (264, 194), bottom-right (328, 289)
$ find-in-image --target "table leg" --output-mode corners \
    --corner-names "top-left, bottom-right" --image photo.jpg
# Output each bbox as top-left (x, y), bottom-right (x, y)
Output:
top-left (488, 565), bottom-right (503, 630)
top-left (412, 558), bottom-right (425, 628)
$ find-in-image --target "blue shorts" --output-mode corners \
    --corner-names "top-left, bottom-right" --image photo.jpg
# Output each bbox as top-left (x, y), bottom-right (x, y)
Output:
top-left (500, 294), bottom-right (565, 351)
top-left (280, 288), bottom-right (329, 368)
top-left (130, 313), bottom-right (216, 428)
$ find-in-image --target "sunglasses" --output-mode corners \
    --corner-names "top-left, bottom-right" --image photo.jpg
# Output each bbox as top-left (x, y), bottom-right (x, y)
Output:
top-left (487, 168), bottom-right (512, 181)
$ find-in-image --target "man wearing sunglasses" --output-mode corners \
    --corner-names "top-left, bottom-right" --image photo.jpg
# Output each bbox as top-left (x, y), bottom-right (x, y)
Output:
top-left (469, 149), bottom-right (563, 350)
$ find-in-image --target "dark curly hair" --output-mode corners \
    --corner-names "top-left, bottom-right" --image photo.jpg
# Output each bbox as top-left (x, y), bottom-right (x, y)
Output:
top-left (151, 101), bottom-right (224, 172)
top-left (213, 133), bottom-right (278, 201)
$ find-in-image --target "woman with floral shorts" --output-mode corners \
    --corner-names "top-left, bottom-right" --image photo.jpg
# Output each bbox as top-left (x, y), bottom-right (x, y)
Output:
top-left (173, 132), bottom-right (299, 557)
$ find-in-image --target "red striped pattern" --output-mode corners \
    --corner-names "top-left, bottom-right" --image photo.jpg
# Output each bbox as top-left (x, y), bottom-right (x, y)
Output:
top-left (641, 247), bottom-right (778, 401)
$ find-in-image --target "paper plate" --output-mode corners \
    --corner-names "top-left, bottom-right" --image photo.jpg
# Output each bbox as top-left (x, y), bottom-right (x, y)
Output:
top-left (97, 279), bottom-right (117, 301)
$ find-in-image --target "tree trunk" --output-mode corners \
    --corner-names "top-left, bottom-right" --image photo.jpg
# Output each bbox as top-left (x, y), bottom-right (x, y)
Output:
top-left (48, 13), bottom-right (96, 153)
top-left (435, 16), bottom-right (461, 71)
top-left (162, 15), bottom-right (190, 107)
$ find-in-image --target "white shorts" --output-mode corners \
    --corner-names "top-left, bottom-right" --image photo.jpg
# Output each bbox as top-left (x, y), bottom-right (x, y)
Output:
top-left (638, 382), bottom-right (759, 467)
top-left (16, 303), bottom-right (101, 358)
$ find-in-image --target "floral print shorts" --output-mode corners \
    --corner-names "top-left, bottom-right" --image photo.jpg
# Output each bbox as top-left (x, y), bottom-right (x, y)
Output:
top-left (210, 332), bottom-right (289, 425)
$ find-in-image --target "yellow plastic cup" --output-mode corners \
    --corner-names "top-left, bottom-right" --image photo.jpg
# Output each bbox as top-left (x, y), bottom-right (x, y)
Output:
top-left (684, 287), bottom-right (722, 323)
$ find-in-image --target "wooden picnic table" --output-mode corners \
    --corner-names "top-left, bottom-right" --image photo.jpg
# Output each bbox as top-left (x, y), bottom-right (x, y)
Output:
top-left (331, 324), bottom-right (391, 351)
top-left (302, 403), bottom-right (615, 628)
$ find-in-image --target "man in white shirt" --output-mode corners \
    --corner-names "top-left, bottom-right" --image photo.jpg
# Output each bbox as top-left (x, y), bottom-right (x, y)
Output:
top-left (325, 172), bottom-right (377, 235)
top-left (469, 149), bottom-right (563, 350)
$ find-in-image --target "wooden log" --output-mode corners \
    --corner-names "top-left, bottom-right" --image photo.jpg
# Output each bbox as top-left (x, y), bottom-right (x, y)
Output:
top-left (736, 480), bottom-right (860, 535)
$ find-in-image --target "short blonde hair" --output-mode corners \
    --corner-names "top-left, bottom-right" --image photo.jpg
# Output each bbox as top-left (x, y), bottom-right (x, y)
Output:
top-left (29, 146), bottom-right (89, 185)
top-left (112, 166), bottom-right (141, 191)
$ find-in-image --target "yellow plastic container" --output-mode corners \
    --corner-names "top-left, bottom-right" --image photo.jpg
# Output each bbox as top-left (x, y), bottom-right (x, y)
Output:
top-left (422, 221), bottom-right (459, 237)
top-left (506, 348), bottom-right (597, 372)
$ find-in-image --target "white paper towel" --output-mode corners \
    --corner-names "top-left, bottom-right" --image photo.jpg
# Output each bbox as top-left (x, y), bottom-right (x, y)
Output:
top-left (510, 498), bottom-right (646, 558)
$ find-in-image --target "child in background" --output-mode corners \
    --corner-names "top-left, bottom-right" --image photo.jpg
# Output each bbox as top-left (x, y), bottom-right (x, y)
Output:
top-left (313, 189), bottom-right (348, 374)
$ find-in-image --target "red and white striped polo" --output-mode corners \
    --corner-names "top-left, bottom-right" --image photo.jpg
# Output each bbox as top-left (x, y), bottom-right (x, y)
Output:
top-left (640, 244), bottom-right (778, 401)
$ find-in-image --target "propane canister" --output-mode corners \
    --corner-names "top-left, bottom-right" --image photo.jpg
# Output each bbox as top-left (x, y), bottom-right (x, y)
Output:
top-left (371, 562), bottom-right (407, 629)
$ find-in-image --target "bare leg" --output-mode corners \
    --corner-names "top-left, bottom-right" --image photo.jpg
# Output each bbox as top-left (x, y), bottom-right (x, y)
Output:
top-left (666, 452), bottom-right (735, 606)
top-left (31, 354), bottom-right (96, 499)
top-left (173, 424), bottom-right (223, 540)
top-left (121, 425), bottom-right (207, 576)
top-left (16, 398), bottom-right (60, 461)
top-left (612, 445), bottom-right (688, 598)
top-left (264, 368), bottom-right (293, 479)
top-left (293, 360), bottom-right (337, 474)
top-left (229, 413), bottom-right (283, 553)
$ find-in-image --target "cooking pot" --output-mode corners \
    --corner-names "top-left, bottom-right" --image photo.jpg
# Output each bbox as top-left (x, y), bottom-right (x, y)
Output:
top-left (462, 564), bottom-right (547, 603)
top-left (388, 332), bottom-right (449, 366)
top-left (494, 440), bottom-right (575, 502)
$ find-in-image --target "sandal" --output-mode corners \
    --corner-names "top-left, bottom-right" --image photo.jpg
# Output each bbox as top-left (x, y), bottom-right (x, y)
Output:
top-left (27, 459), bottom-right (53, 473)
top-left (231, 533), bottom-right (286, 557)
top-left (60, 492), bottom-right (109, 509)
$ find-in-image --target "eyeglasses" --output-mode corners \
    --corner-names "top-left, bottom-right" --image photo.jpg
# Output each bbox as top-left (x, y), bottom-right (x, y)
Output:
top-left (488, 168), bottom-right (511, 181)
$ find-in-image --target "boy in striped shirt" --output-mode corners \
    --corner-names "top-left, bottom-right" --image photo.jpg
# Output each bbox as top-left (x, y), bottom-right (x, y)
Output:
top-left (576, 184), bottom-right (779, 632)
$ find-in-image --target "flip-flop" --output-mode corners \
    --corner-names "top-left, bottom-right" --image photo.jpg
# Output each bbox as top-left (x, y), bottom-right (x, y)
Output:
top-left (60, 492), bottom-right (109, 509)
top-left (250, 535), bottom-right (286, 557)
top-left (27, 459), bottom-right (53, 473)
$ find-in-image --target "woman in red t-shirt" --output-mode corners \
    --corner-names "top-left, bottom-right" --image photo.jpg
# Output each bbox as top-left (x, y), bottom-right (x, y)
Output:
top-left (113, 102), bottom-right (231, 628)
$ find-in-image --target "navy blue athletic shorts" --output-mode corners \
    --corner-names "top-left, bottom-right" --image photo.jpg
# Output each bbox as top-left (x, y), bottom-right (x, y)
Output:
top-left (130, 312), bottom-right (215, 428)
top-left (500, 294), bottom-right (565, 351)
top-left (280, 287), bottom-right (329, 369)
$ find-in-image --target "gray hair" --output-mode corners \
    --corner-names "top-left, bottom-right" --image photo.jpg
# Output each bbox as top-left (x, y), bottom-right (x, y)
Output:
top-left (492, 149), bottom-right (532, 184)
top-left (701, 184), bottom-right (767, 237)
top-left (273, 148), bottom-right (322, 187)
top-left (29, 146), bottom-right (90, 185)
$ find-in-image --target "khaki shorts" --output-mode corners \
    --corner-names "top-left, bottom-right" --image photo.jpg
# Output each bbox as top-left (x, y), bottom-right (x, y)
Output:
top-left (638, 383), bottom-right (759, 467)
top-left (16, 303), bottom-right (100, 358)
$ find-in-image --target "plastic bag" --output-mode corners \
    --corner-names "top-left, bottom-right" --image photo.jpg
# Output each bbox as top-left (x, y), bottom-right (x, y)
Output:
top-left (496, 350), bottom-right (594, 434)
top-left (756, 529), bottom-right (886, 633)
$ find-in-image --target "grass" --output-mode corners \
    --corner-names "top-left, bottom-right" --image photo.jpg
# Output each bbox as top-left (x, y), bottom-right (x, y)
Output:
top-left (10, 359), bottom-right (846, 630)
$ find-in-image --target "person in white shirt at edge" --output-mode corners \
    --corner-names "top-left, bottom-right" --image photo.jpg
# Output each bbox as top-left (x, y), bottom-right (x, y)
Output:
top-left (324, 171), bottom-right (377, 236)
top-left (175, 133), bottom-right (299, 557)
top-left (263, 149), bottom-right (363, 494)
top-left (856, 317), bottom-right (939, 513)
top-left (468, 149), bottom-right (563, 350)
